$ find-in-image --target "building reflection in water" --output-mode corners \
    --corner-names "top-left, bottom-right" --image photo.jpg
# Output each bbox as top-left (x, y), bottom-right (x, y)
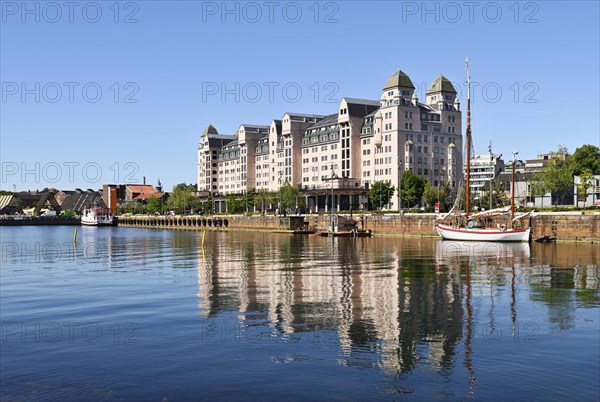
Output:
top-left (195, 233), bottom-right (599, 378)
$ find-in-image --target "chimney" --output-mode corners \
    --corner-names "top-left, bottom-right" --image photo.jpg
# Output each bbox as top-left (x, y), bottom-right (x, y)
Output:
top-left (143, 176), bottom-right (146, 185)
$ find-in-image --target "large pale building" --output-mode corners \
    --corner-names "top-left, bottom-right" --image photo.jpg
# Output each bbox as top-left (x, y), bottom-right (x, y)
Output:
top-left (197, 68), bottom-right (463, 211)
top-left (197, 124), bottom-right (235, 194)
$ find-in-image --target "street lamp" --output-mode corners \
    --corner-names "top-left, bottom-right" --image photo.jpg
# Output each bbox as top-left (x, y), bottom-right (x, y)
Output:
top-left (401, 139), bottom-right (413, 214)
top-left (398, 157), bottom-right (403, 215)
top-left (387, 186), bottom-right (391, 210)
top-left (330, 164), bottom-right (338, 215)
top-left (278, 174), bottom-right (282, 216)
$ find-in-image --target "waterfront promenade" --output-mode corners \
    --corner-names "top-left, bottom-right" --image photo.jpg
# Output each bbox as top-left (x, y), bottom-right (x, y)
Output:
top-left (116, 212), bottom-right (600, 242)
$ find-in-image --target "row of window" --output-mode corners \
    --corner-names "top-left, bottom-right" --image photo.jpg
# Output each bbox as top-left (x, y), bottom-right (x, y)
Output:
top-left (374, 168), bottom-right (393, 176)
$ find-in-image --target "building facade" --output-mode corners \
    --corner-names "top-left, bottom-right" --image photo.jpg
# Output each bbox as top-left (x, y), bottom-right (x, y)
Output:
top-left (574, 175), bottom-right (600, 207)
top-left (197, 69), bottom-right (463, 211)
top-left (468, 153), bottom-right (505, 196)
top-left (197, 124), bottom-right (235, 194)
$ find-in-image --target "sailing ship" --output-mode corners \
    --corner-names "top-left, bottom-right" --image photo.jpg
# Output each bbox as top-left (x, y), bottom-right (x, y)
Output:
top-left (435, 59), bottom-right (531, 242)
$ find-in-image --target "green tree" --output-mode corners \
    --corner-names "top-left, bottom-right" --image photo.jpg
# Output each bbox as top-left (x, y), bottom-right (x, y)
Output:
top-left (240, 191), bottom-right (255, 213)
top-left (532, 156), bottom-right (573, 206)
top-left (530, 180), bottom-right (549, 209)
top-left (146, 195), bottom-right (162, 214)
top-left (480, 181), bottom-right (510, 209)
top-left (167, 183), bottom-right (200, 214)
top-left (225, 195), bottom-right (242, 214)
top-left (399, 170), bottom-right (425, 208)
top-left (255, 188), bottom-right (271, 211)
top-left (577, 168), bottom-right (594, 207)
top-left (369, 181), bottom-right (396, 210)
top-left (201, 195), bottom-right (213, 214)
top-left (568, 144), bottom-right (600, 175)
top-left (133, 201), bottom-right (145, 215)
top-left (279, 182), bottom-right (300, 211)
top-left (60, 209), bottom-right (75, 217)
top-left (423, 181), bottom-right (453, 212)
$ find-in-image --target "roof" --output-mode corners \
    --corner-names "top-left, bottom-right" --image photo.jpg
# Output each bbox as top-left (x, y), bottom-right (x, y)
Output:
top-left (343, 97), bottom-right (380, 106)
top-left (239, 124), bottom-right (269, 131)
top-left (284, 113), bottom-right (325, 119)
top-left (344, 98), bottom-right (380, 118)
top-left (0, 195), bottom-right (14, 211)
top-left (201, 124), bottom-right (218, 136)
top-left (61, 191), bottom-right (104, 213)
top-left (383, 69), bottom-right (415, 90)
top-left (208, 137), bottom-right (234, 148)
top-left (134, 192), bottom-right (164, 200)
top-left (126, 185), bottom-right (157, 194)
top-left (364, 109), bottom-right (379, 118)
top-left (222, 139), bottom-right (239, 148)
top-left (494, 171), bottom-right (533, 183)
top-left (271, 120), bottom-right (282, 133)
top-left (306, 114), bottom-right (339, 130)
top-left (426, 75), bottom-right (457, 94)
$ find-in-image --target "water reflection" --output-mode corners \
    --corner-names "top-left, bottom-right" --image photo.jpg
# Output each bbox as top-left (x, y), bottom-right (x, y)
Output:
top-left (2, 227), bottom-right (599, 400)
top-left (196, 233), bottom-right (598, 374)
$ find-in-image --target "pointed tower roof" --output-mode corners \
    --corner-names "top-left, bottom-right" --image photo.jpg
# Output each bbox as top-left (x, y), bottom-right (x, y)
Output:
top-left (426, 75), bottom-right (457, 94)
top-left (383, 69), bottom-right (415, 90)
top-left (201, 124), bottom-right (218, 137)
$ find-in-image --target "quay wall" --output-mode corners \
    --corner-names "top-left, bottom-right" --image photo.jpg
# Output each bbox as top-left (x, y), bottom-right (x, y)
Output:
top-left (116, 213), bottom-right (600, 241)
top-left (0, 217), bottom-right (80, 226)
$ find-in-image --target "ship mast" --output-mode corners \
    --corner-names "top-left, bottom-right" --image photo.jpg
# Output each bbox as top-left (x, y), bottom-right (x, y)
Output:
top-left (511, 150), bottom-right (519, 221)
top-left (465, 58), bottom-right (472, 218)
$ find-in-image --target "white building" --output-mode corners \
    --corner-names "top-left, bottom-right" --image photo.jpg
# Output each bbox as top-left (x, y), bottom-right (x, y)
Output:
top-left (574, 175), bottom-right (600, 207)
top-left (468, 153), bottom-right (505, 197)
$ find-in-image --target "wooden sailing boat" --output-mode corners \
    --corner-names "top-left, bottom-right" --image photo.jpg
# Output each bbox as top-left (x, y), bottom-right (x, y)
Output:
top-left (436, 59), bottom-right (531, 242)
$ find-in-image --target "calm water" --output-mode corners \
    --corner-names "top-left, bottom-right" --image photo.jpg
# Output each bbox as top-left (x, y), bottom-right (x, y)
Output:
top-left (1, 226), bottom-right (599, 401)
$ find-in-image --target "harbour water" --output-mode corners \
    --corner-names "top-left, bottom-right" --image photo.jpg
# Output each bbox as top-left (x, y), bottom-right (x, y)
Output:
top-left (1, 226), bottom-right (599, 401)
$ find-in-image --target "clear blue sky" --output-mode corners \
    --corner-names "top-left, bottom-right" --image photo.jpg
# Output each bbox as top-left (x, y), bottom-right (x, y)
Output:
top-left (1, 0), bottom-right (599, 191)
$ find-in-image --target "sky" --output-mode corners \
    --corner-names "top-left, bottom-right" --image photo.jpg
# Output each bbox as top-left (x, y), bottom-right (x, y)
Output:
top-left (1, 0), bottom-right (599, 192)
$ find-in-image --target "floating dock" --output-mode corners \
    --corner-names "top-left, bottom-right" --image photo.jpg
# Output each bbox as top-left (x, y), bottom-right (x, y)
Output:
top-left (319, 229), bottom-right (372, 237)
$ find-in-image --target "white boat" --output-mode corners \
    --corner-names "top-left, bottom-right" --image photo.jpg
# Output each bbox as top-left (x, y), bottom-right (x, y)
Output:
top-left (81, 207), bottom-right (113, 226)
top-left (436, 223), bottom-right (530, 242)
